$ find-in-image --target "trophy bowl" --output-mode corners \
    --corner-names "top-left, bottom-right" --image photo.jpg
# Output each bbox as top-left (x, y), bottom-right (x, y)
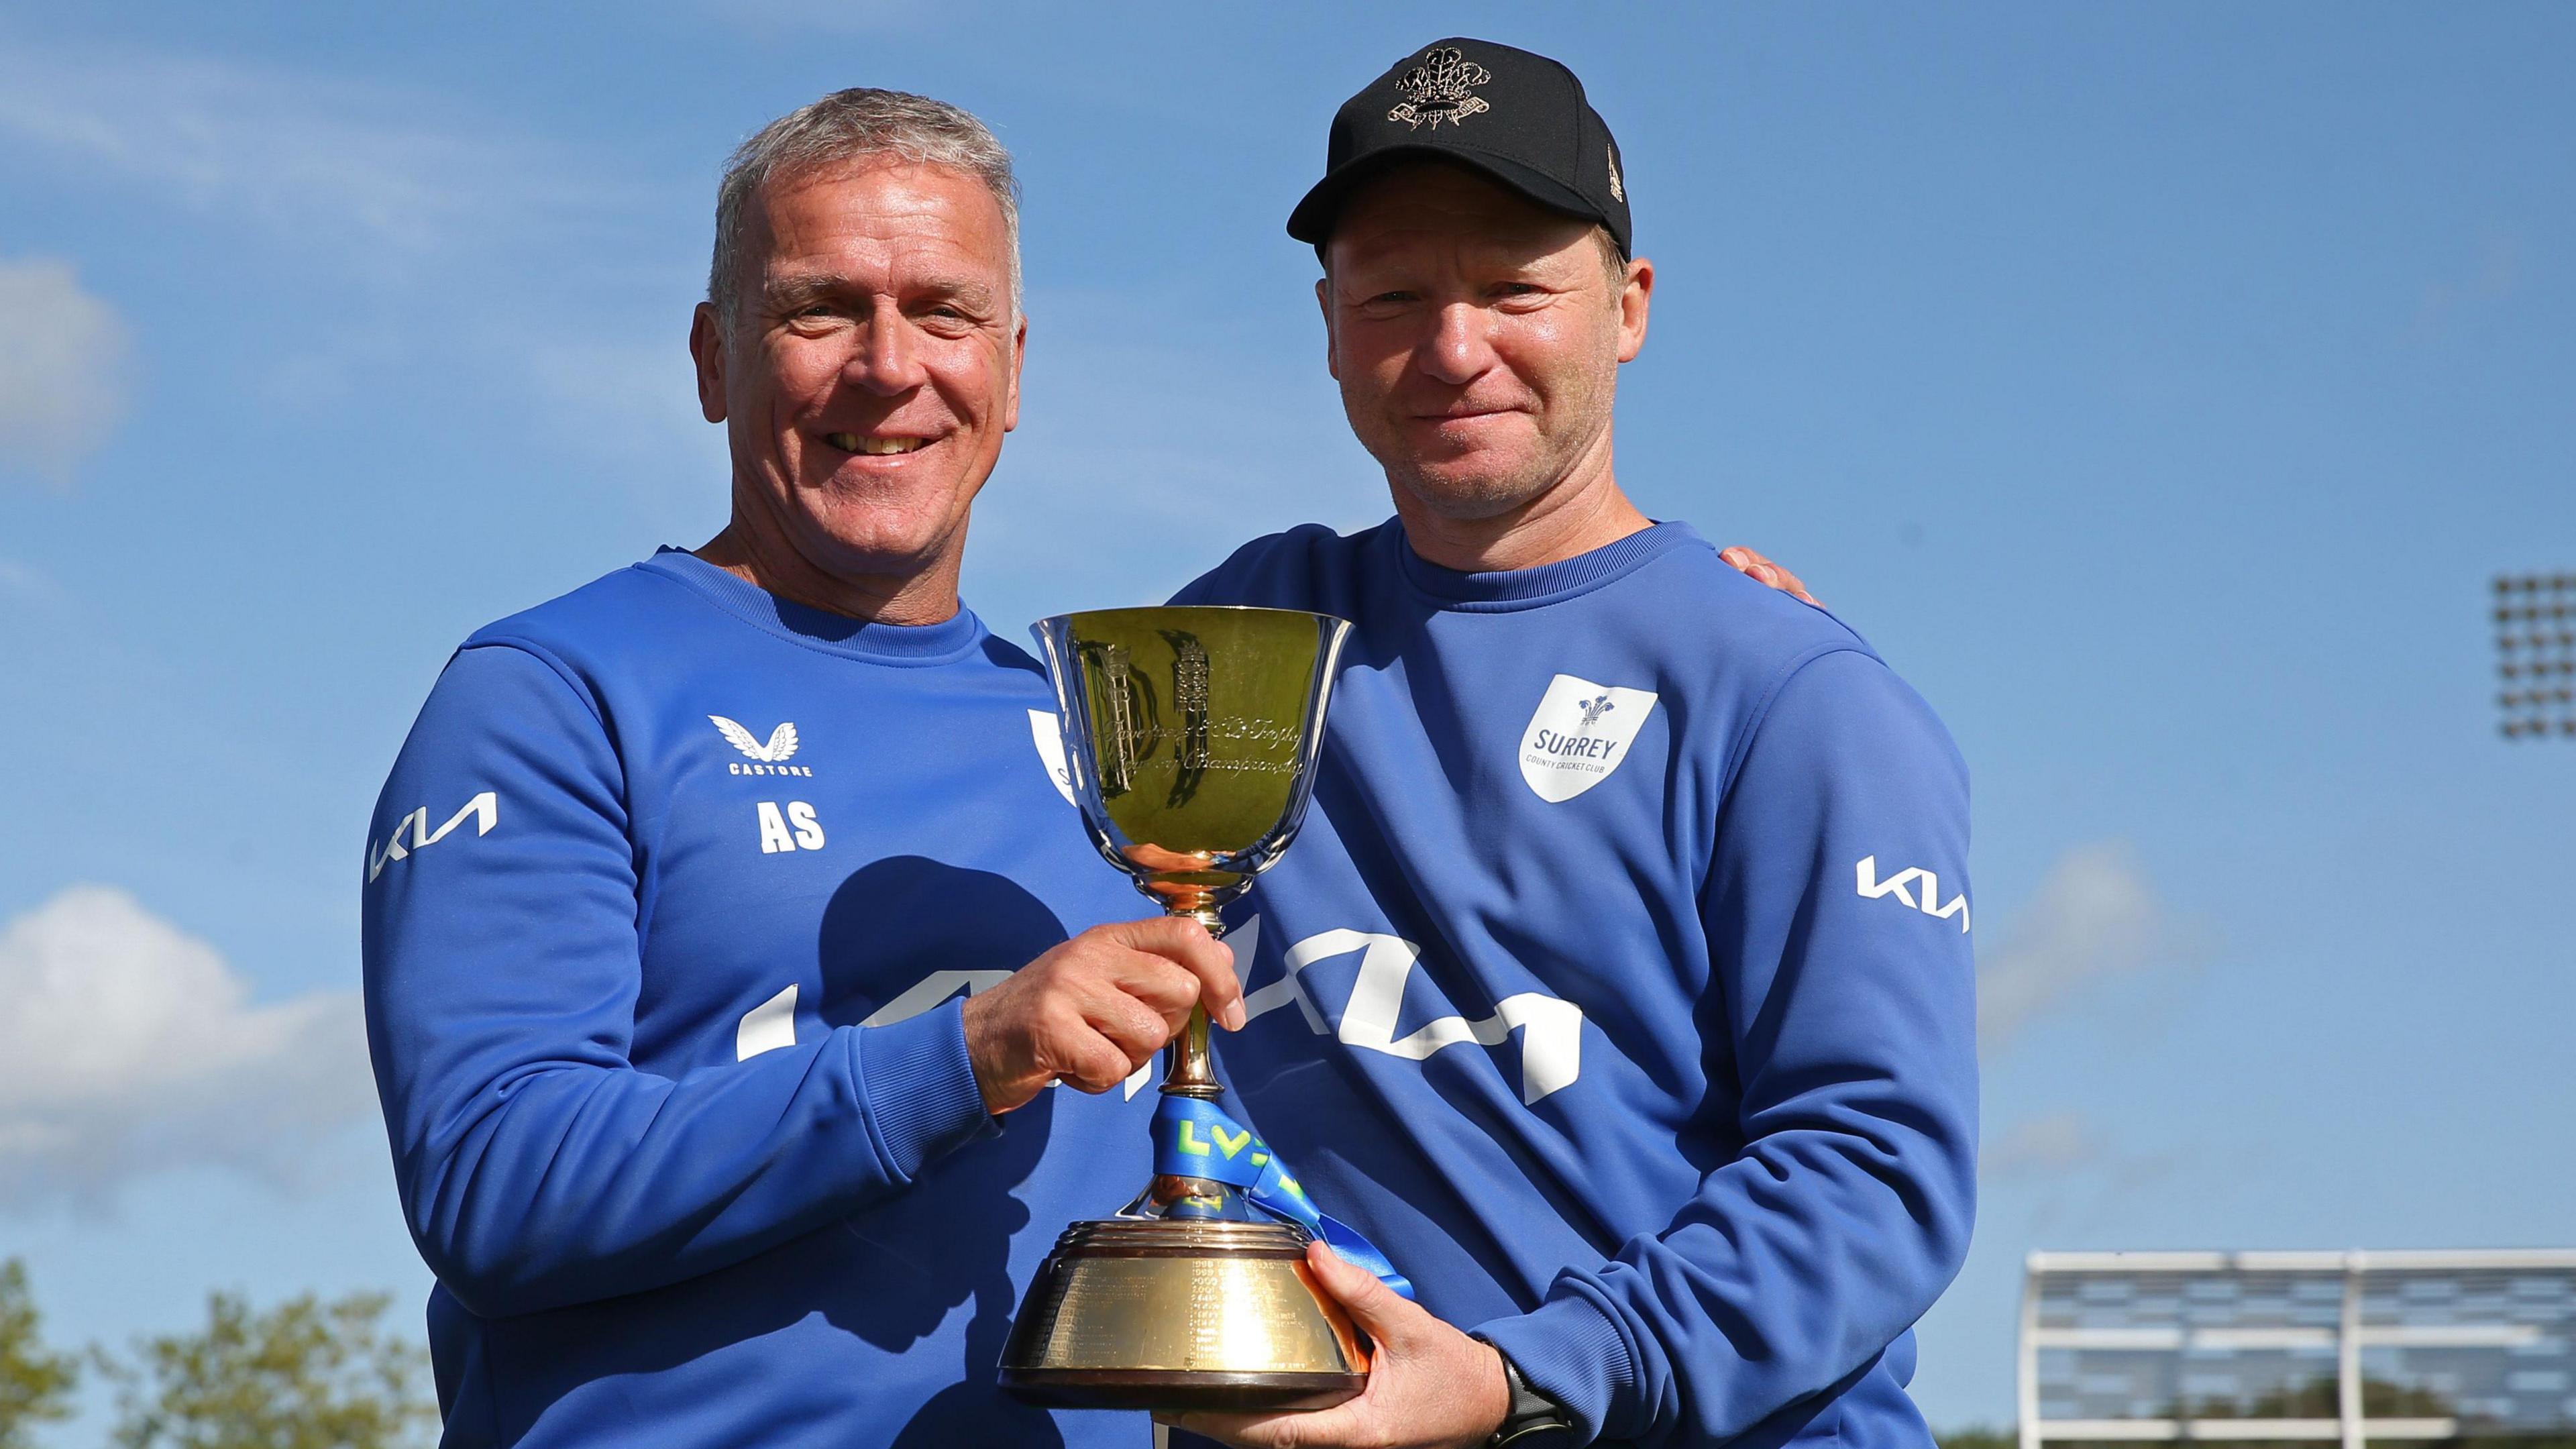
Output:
top-left (1000, 606), bottom-right (1363, 1412)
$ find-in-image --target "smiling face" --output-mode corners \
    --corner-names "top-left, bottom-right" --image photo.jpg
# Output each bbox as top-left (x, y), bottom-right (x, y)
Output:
top-left (690, 158), bottom-right (1022, 614)
top-left (1320, 162), bottom-right (1649, 527)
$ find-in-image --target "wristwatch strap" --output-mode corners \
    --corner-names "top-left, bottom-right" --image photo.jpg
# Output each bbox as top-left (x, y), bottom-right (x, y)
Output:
top-left (1479, 1338), bottom-right (1576, 1448)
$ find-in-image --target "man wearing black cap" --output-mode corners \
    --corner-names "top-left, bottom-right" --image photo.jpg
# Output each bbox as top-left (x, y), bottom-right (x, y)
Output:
top-left (1165, 39), bottom-right (1978, 1449)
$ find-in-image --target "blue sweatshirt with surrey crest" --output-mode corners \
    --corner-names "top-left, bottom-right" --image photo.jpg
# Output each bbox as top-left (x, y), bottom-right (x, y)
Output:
top-left (362, 547), bottom-right (1159, 1449)
top-left (1171, 519), bottom-right (1979, 1449)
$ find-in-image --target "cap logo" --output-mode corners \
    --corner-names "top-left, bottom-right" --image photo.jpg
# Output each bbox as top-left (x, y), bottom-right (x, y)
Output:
top-left (1388, 46), bottom-right (1491, 129)
top-left (1607, 145), bottom-right (1623, 202)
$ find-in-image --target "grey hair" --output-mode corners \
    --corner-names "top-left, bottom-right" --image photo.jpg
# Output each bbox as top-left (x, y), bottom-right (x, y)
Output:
top-left (708, 88), bottom-right (1022, 333)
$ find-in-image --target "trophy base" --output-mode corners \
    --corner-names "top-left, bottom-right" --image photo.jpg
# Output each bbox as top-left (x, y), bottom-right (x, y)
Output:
top-left (999, 1218), bottom-right (1367, 1413)
top-left (996, 1368), bottom-right (1366, 1413)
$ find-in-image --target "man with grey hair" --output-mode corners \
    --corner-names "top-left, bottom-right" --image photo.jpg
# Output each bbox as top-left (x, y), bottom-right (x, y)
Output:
top-left (363, 88), bottom-right (1245, 1449)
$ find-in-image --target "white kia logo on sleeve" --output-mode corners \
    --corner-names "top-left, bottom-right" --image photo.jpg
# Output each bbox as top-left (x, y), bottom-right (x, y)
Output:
top-left (1518, 674), bottom-right (1658, 802)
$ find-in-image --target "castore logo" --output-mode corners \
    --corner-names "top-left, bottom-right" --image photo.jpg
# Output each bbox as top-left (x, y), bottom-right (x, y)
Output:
top-left (711, 715), bottom-right (812, 776)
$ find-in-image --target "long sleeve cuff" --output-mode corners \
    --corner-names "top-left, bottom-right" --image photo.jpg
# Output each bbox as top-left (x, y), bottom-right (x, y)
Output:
top-left (853, 996), bottom-right (995, 1182)
top-left (1474, 1287), bottom-right (1646, 1447)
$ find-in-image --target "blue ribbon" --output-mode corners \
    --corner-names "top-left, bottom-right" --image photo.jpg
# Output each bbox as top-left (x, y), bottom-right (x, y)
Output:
top-left (1151, 1095), bottom-right (1415, 1300)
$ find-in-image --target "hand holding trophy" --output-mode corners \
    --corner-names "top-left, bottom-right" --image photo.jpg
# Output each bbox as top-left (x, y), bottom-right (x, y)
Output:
top-left (1000, 606), bottom-right (1405, 1413)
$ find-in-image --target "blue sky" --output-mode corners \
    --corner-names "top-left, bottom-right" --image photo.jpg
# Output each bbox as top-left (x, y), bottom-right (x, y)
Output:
top-left (1, 1), bottom-right (2570, 1438)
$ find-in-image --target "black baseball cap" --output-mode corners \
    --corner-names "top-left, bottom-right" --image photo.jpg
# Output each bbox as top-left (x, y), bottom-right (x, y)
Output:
top-left (1286, 38), bottom-right (1632, 260)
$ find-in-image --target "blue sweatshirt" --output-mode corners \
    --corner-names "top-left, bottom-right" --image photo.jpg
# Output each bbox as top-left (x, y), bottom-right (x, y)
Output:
top-left (362, 549), bottom-right (1158, 1449)
top-left (1171, 520), bottom-right (1978, 1449)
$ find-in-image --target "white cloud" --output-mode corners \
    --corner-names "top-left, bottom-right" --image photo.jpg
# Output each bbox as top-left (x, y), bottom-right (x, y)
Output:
top-left (0, 258), bottom-right (131, 486)
top-left (1974, 850), bottom-right (2205, 1199)
top-left (1977, 840), bottom-right (2199, 1057)
top-left (0, 44), bottom-right (622, 258)
top-left (0, 885), bottom-right (374, 1208)
top-left (0, 555), bottom-right (66, 608)
top-left (1983, 1110), bottom-right (2104, 1181)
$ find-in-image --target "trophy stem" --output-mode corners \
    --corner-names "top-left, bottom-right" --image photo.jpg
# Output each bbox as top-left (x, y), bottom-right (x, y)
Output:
top-left (1165, 1004), bottom-right (1220, 1101)
top-left (1161, 902), bottom-right (1226, 1102)
top-left (1146, 903), bottom-right (1240, 1214)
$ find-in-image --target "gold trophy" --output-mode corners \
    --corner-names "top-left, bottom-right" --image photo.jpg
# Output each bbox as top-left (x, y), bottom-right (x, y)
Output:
top-left (1001, 605), bottom-right (1363, 1412)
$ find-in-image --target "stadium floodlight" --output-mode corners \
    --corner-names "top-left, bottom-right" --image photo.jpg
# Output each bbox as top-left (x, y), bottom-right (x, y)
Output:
top-left (2494, 574), bottom-right (2575, 739)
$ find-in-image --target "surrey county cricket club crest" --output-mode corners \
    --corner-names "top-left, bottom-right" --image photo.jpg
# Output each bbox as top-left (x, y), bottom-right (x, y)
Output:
top-left (1519, 674), bottom-right (1658, 802)
top-left (1387, 46), bottom-right (1492, 129)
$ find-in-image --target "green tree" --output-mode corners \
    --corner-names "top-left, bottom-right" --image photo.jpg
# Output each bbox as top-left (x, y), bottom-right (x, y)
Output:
top-left (0, 1258), bottom-right (78, 1449)
top-left (1937, 1426), bottom-right (2017, 1449)
top-left (98, 1288), bottom-right (437, 1449)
